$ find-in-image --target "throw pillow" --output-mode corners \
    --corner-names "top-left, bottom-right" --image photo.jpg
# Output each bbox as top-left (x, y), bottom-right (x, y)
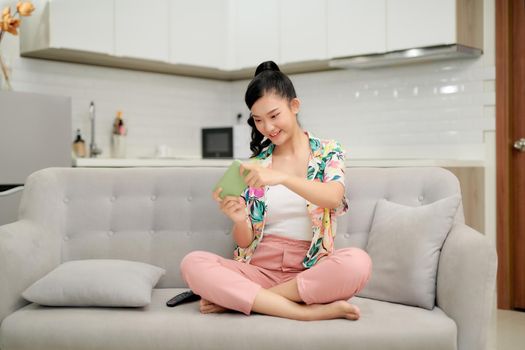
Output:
top-left (356, 194), bottom-right (461, 309)
top-left (22, 259), bottom-right (166, 307)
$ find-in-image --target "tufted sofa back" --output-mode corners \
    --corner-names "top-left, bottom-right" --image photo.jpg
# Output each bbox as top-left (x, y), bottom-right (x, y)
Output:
top-left (18, 167), bottom-right (463, 288)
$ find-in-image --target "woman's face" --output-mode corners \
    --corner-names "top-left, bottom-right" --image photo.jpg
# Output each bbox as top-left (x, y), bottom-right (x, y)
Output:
top-left (250, 93), bottom-right (300, 145)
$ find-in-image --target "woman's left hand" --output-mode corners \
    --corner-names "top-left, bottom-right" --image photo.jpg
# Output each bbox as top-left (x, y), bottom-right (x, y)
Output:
top-left (240, 163), bottom-right (289, 188)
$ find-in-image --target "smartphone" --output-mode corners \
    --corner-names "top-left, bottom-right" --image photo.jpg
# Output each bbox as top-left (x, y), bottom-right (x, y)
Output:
top-left (214, 159), bottom-right (249, 199)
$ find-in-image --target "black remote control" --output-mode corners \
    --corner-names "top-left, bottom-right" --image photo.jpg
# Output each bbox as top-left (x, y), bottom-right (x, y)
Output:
top-left (166, 290), bottom-right (201, 307)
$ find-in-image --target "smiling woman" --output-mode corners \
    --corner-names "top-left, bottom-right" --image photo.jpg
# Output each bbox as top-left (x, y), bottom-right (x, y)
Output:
top-left (180, 60), bottom-right (372, 322)
top-left (245, 60), bottom-right (300, 157)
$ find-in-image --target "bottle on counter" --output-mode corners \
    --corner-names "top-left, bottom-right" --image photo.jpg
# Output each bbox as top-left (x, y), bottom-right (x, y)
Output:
top-left (72, 129), bottom-right (87, 158)
top-left (111, 110), bottom-right (127, 158)
top-left (112, 110), bottom-right (127, 136)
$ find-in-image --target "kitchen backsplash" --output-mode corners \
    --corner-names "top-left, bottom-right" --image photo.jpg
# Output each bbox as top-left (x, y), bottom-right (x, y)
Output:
top-left (3, 55), bottom-right (494, 160)
top-left (231, 58), bottom-right (495, 160)
top-left (3, 56), bottom-right (233, 158)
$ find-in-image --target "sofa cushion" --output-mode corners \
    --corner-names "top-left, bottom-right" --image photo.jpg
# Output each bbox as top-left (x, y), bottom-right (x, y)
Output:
top-left (21, 259), bottom-right (166, 307)
top-left (0, 288), bottom-right (457, 350)
top-left (357, 195), bottom-right (461, 309)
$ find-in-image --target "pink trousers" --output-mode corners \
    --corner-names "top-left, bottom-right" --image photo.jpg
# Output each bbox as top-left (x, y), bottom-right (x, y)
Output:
top-left (180, 233), bottom-right (372, 315)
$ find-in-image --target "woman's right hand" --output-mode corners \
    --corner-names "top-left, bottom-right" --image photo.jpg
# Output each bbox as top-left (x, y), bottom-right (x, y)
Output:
top-left (212, 187), bottom-right (248, 223)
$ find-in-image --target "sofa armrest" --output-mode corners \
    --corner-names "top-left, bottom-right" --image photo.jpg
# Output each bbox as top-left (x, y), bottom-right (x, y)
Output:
top-left (0, 219), bottom-right (61, 325)
top-left (436, 223), bottom-right (498, 350)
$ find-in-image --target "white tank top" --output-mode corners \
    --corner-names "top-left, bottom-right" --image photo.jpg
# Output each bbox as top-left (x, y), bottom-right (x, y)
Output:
top-left (264, 184), bottom-right (312, 241)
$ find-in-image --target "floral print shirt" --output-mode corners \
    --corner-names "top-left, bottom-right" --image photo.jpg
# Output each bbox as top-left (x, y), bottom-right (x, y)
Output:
top-left (233, 130), bottom-right (349, 268)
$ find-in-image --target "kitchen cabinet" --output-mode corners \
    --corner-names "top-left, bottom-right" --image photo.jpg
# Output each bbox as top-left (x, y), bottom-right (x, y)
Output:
top-left (280, 0), bottom-right (327, 64)
top-left (232, 0), bottom-right (280, 70)
top-left (326, 0), bottom-right (386, 58)
top-left (386, 0), bottom-right (482, 52)
top-left (169, 0), bottom-right (231, 70)
top-left (20, 0), bottom-right (483, 80)
top-left (115, 0), bottom-right (169, 62)
top-left (48, 0), bottom-right (114, 55)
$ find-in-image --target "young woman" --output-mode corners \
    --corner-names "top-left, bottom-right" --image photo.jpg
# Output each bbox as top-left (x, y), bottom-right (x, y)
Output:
top-left (180, 61), bottom-right (372, 321)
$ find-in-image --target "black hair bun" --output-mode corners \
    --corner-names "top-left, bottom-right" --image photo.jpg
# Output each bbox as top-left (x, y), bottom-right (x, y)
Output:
top-left (254, 61), bottom-right (280, 77)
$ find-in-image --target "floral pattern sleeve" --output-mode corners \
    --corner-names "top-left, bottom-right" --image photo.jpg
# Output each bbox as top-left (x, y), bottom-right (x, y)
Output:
top-left (322, 140), bottom-right (349, 217)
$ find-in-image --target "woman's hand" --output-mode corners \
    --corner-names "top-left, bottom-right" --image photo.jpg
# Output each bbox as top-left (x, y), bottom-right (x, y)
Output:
top-left (212, 187), bottom-right (248, 223)
top-left (240, 163), bottom-right (289, 188)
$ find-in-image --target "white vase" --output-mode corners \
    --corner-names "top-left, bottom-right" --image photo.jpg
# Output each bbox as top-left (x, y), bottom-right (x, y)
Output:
top-left (111, 134), bottom-right (127, 158)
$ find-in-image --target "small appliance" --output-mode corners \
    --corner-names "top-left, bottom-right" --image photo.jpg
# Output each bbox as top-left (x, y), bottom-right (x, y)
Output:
top-left (201, 127), bottom-right (233, 158)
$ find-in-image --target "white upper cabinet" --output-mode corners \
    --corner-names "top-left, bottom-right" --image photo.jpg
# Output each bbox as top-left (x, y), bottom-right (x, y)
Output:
top-left (20, 0), bottom-right (482, 79)
top-left (232, 0), bottom-right (280, 70)
top-left (386, 0), bottom-right (456, 52)
top-left (280, 0), bottom-right (326, 64)
top-left (169, 0), bottom-right (230, 70)
top-left (326, 0), bottom-right (386, 58)
top-left (49, 0), bottom-right (114, 55)
top-left (114, 0), bottom-right (169, 62)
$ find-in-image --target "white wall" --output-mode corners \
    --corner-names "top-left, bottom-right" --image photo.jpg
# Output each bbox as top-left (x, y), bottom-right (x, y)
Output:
top-left (0, 0), bottom-right (494, 161)
top-left (231, 59), bottom-right (494, 160)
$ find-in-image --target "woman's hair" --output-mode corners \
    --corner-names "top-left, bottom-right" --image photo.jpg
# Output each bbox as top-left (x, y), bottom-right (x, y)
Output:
top-left (244, 61), bottom-right (298, 158)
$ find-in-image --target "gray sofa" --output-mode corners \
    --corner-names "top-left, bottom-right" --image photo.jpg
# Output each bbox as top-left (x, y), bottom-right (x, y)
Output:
top-left (0, 166), bottom-right (497, 350)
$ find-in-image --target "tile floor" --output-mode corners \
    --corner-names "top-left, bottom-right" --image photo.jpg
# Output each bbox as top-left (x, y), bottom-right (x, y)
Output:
top-left (487, 307), bottom-right (525, 350)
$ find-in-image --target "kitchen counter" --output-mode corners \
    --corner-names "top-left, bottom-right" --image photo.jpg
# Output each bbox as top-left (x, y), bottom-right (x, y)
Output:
top-left (73, 157), bottom-right (485, 168)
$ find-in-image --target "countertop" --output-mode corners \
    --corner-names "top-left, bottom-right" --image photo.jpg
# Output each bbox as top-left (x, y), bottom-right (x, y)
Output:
top-left (73, 157), bottom-right (485, 168)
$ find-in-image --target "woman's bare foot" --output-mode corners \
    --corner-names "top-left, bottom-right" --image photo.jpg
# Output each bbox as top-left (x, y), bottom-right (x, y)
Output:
top-left (338, 300), bottom-right (361, 320)
top-left (305, 300), bottom-right (361, 321)
top-left (199, 298), bottom-right (228, 314)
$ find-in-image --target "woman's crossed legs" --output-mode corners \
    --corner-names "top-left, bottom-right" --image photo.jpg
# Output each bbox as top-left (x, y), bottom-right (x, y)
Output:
top-left (180, 247), bottom-right (371, 321)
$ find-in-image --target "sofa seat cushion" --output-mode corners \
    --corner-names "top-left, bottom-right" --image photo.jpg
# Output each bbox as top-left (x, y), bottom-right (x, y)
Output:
top-left (0, 289), bottom-right (457, 350)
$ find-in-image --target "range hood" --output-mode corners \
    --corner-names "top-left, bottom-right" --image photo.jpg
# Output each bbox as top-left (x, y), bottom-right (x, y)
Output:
top-left (328, 44), bottom-right (482, 69)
